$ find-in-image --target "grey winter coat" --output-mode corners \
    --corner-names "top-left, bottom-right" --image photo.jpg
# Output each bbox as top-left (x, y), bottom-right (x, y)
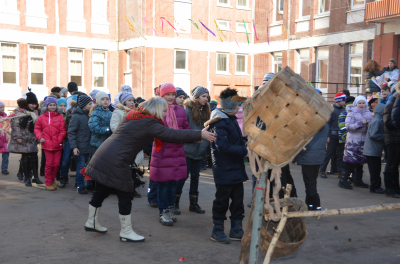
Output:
top-left (8, 110), bottom-right (39, 154)
top-left (296, 124), bottom-right (329, 166)
top-left (68, 107), bottom-right (92, 154)
top-left (183, 100), bottom-right (210, 160)
top-left (327, 104), bottom-right (345, 138)
top-left (86, 118), bottom-right (201, 193)
top-left (363, 103), bottom-right (385, 157)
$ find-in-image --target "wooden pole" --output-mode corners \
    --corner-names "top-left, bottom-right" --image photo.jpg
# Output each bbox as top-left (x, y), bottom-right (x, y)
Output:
top-left (263, 184), bottom-right (292, 264)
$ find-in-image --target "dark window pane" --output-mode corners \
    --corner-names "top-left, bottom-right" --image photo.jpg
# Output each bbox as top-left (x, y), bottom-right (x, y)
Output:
top-left (31, 73), bottom-right (43, 85)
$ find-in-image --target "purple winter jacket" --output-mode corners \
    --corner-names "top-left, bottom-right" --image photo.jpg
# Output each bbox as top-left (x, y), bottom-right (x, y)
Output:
top-left (150, 103), bottom-right (190, 182)
top-left (343, 106), bottom-right (373, 165)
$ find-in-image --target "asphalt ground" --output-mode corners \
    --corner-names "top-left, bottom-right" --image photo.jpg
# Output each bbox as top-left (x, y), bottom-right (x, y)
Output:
top-left (0, 153), bottom-right (400, 264)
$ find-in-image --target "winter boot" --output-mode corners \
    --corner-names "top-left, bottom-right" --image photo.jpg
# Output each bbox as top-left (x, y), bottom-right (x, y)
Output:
top-left (84, 205), bottom-right (108, 233)
top-left (338, 169), bottom-right (353, 189)
top-left (211, 220), bottom-right (231, 244)
top-left (21, 155), bottom-right (32, 187)
top-left (159, 209), bottom-right (174, 226)
top-left (189, 192), bottom-right (205, 214)
top-left (354, 168), bottom-right (369, 188)
top-left (119, 214), bottom-right (145, 242)
top-left (17, 159), bottom-right (24, 181)
top-left (168, 206), bottom-right (177, 223)
top-left (58, 175), bottom-right (68, 189)
top-left (45, 184), bottom-right (57, 191)
top-left (173, 191), bottom-right (182, 215)
top-left (337, 171), bottom-right (342, 179)
top-left (31, 154), bottom-right (43, 185)
top-left (229, 219), bottom-right (244, 241)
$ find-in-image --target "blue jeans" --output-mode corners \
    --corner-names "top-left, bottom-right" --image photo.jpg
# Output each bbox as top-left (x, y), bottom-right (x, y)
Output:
top-left (75, 154), bottom-right (91, 188)
top-left (1, 152), bottom-right (9, 171)
top-left (157, 180), bottom-right (177, 213)
top-left (148, 180), bottom-right (158, 203)
top-left (60, 141), bottom-right (72, 176)
top-left (176, 158), bottom-right (202, 193)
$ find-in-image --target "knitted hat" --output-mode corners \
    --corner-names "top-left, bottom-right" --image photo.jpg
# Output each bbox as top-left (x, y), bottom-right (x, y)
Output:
top-left (389, 58), bottom-right (398, 65)
top-left (95, 91), bottom-right (109, 104)
top-left (388, 81), bottom-right (397, 93)
top-left (0, 101), bottom-right (4, 107)
top-left (77, 94), bottom-right (92, 108)
top-left (26, 91), bottom-right (38, 105)
top-left (345, 96), bottom-right (355, 104)
top-left (314, 88), bottom-right (322, 95)
top-left (263, 73), bottom-right (275, 84)
top-left (60, 86), bottom-right (68, 94)
top-left (159, 83), bottom-right (176, 97)
top-left (219, 88), bottom-right (240, 113)
top-left (191, 86), bottom-right (209, 99)
top-left (89, 89), bottom-right (100, 99)
top-left (44, 97), bottom-right (57, 108)
top-left (68, 82), bottom-right (78, 93)
top-left (136, 97), bottom-right (145, 104)
top-left (209, 99), bottom-right (218, 111)
top-left (353, 95), bottom-right (367, 107)
top-left (176, 87), bottom-right (187, 98)
top-left (334, 92), bottom-right (346, 103)
top-left (51, 86), bottom-right (61, 93)
top-left (121, 85), bottom-right (132, 93)
top-left (58, 98), bottom-right (67, 106)
top-left (119, 92), bottom-right (134, 105)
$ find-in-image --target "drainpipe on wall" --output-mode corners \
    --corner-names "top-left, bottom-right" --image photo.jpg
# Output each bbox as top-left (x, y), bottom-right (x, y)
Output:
top-left (56, 0), bottom-right (60, 86)
top-left (152, 0), bottom-right (156, 94)
top-left (250, 0), bottom-right (256, 96)
top-left (116, 0), bottom-right (119, 94)
top-left (287, 0), bottom-right (291, 70)
top-left (207, 0), bottom-right (211, 91)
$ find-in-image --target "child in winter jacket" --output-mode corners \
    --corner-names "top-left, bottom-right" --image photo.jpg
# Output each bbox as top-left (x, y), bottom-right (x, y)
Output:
top-left (150, 83), bottom-right (190, 227)
top-left (363, 103), bottom-right (386, 194)
top-left (88, 92), bottom-right (112, 152)
top-left (175, 88), bottom-right (187, 107)
top-left (110, 92), bottom-right (135, 132)
top-left (0, 101), bottom-right (10, 174)
top-left (339, 96), bottom-right (373, 190)
top-left (34, 97), bottom-right (67, 191)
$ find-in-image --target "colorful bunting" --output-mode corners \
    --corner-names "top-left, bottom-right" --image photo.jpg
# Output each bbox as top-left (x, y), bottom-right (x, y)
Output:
top-left (189, 19), bottom-right (203, 33)
top-left (160, 17), bottom-right (179, 36)
top-left (124, 16), bottom-right (135, 32)
top-left (243, 19), bottom-right (250, 44)
top-left (144, 17), bottom-right (158, 36)
top-left (253, 19), bottom-right (259, 41)
top-left (229, 21), bottom-right (240, 48)
top-left (199, 20), bottom-right (216, 37)
top-left (214, 20), bottom-right (226, 42)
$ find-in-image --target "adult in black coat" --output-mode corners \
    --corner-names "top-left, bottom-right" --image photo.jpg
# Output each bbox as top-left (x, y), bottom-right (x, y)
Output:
top-left (83, 97), bottom-right (216, 243)
top-left (383, 83), bottom-right (400, 198)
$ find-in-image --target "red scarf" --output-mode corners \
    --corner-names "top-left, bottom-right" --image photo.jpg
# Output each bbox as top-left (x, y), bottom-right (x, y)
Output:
top-left (126, 107), bottom-right (165, 152)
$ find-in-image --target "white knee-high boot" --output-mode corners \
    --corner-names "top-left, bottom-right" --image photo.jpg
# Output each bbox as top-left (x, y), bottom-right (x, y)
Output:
top-left (84, 204), bottom-right (108, 233)
top-left (119, 214), bottom-right (145, 242)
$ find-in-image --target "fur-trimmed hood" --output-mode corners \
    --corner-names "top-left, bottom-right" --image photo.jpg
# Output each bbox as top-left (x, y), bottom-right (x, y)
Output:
top-left (183, 98), bottom-right (194, 108)
top-left (204, 109), bottom-right (228, 127)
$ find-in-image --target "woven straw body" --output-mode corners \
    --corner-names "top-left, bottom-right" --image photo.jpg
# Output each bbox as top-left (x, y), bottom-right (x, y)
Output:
top-left (244, 66), bottom-right (333, 166)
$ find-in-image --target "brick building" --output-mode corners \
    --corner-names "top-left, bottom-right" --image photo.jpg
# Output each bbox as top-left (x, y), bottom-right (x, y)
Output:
top-left (0, 0), bottom-right (395, 108)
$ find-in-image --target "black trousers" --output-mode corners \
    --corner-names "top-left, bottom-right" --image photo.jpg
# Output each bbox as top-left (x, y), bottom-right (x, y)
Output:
top-left (212, 183), bottom-right (244, 221)
top-left (320, 139), bottom-right (344, 173)
top-left (384, 143), bottom-right (400, 190)
top-left (89, 182), bottom-right (134, 215)
top-left (301, 165), bottom-right (320, 208)
top-left (366, 156), bottom-right (382, 190)
top-left (343, 162), bottom-right (364, 183)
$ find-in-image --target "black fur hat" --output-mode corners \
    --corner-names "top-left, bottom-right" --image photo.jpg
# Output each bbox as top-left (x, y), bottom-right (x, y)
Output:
top-left (25, 88), bottom-right (38, 105)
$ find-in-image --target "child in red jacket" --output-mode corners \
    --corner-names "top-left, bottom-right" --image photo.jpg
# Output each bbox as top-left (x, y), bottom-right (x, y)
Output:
top-left (34, 97), bottom-right (67, 191)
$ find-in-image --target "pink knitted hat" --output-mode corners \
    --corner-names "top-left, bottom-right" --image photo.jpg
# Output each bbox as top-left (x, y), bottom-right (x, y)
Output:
top-left (159, 83), bottom-right (176, 97)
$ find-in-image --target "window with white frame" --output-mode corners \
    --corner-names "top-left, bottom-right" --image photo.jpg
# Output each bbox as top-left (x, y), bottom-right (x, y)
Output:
top-left (236, 21), bottom-right (251, 33)
top-left (174, 1), bottom-right (191, 33)
top-left (93, 50), bottom-right (106, 88)
top-left (299, 0), bottom-right (311, 18)
top-left (217, 20), bottom-right (229, 31)
top-left (274, 0), bottom-right (283, 22)
top-left (29, 46), bottom-right (45, 86)
top-left (318, 0), bottom-right (330, 14)
top-left (237, 0), bottom-right (248, 8)
top-left (175, 50), bottom-right (188, 71)
top-left (348, 42), bottom-right (363, 89)
top-left (351, 0), bottom-right (364, 9)
top-left (278, 0), bottom-right (284, 14)
top-left (126, 50), bottom-right (131, 71)
top-left (218, 0), bottom-right (229, 5)
top-left (69, 49), bottom-right (83, 87)
top-left (236, 54), bottom-right (247, 74)
top-left (67, 0), bottom-right (84, 21)
top-left (1, 43), bottom-right (18, 85)
top-left (217, 53), bottom-right (229, 74)
top-left (273, 52), bottom-right (282, 73)
top-left (298, 49), bottom-right (309, 81)
top-left (316, 47), bottom-right (329, 90)
top-left (0, 0), bottom-right (18, 12)
top-left (26, 0), bottom-right (45, 15)
top-left (91, 0), bottom-right (107, 23)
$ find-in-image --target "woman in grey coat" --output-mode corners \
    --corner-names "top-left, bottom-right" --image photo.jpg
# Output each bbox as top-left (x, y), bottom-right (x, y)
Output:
top-left (173, 86), bottom-right (211, 215)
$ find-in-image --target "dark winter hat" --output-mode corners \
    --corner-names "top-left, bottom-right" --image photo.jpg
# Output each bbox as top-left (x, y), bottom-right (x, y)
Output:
top-left (68, 82), bottom-right (78, 93)
top-left (263, 73), bottom-right (275, 84)
top-left (176, 87), bottom-right (188, 98)
top-left (219, 87), bottom-right (239, 113)
top-left (77, 94), bottom-right (92, 108)
top-left (389, 58), bottom-right (398, 65)
top-left (209, 99), bottom-right (218, 111)
top-left (44, 97), bottom-right (57, 108)
top-left (26, 90), bottom-right (38, 105)
top-left (51, 86), bottom-right (61, 93)
top-left (345, 96), bottom-right (355, 104)
top-left (191, 86), bottom-right (209, 99)
top-left (136, 97), bottom-right (145, 104)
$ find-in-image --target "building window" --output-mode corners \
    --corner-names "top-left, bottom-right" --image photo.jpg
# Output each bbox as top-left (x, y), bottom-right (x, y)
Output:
top-left (273, 52), bottom-right (282, 73)
top-left (348, 42), bottom-right (363, 89)
top-left (92, 0), bottom-right (107, 23)
top-left (316, 47), bottom-right (329, 90)
top-left (236, 22), bottom-right (251, 33)
top-left (298, 49), bottom-right (309, 81)
top-left (126, 50), bottom-right (131, 71)
top-left (1, 0), bottom-right (18, 12)
top-left (29, 46), bottom-right (45, 86)
top-left (69, 49), bottom-right (83, 87)
top-left (93, 50), bottom-right (106, 88)
top-left (175, 50), bottom-right (188, 71)
top-left (217, 20), bottom-right (229, 31)
top-left (218, 0), bottom-right (229, 5)
top-left (299, 0), bottom-right (311, 18)
top-left (351, 0), bottom-right (364, 9)
top-left (1, 43), bottom-right (18, 85)
top-left (26, 0), bottom-right (45, 15)
top-left (67, 0), bottom-right (84, 21)
top-left (236, 54), bottom-right (247, 74)
top-left (174, 1), bottom-right (191, 33)
top-left (319, 0), bottom-right (330, 14)
top-left (237, 0), bottom-right (248, 8)
top-left (274, 0), bottom-right (283, 22)
top-left (217, 53), bottom-right (229, 74)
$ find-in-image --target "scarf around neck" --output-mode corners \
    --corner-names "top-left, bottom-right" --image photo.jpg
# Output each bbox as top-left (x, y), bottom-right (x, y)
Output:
top-left (166, 104), bottom-right (178, 129)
